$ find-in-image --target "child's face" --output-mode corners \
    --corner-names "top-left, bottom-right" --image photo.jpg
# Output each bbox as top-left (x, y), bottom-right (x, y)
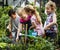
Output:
top-left (11, 13), bottom-right (16, 19)
top-left (27, 11), bottom-right (33, 16)
top-left (28, 11), bottom-right (32, 16)
top-left (21, 13), bottom-right (28, 20)
top-left (46, 7), bottom-right (52, 15)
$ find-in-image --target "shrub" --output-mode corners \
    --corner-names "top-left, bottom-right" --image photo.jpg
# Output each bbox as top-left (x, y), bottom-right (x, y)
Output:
top-left (0, 6), bottom-right (12, 29)
top-left (0, 6), bottom-right (12, 37)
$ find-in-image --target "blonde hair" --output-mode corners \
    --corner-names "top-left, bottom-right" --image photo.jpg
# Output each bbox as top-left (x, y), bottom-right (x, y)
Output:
top-left (17, 7), bottom-right (27, 18)
top-left (45, 1), bottom-right (56, 12)
top-left (24, 5), bottom-right (35, 14)
top-left (24, 5), bottom-right (41, 23)
top-left (35, 11), bottom-right (41, 23)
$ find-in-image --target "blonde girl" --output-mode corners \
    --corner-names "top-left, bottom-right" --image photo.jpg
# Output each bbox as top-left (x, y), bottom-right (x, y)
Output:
top-left (24, 5), bottom-right (44, 36)
top-left (17, 7), bottom-right (32, 31)
top-left (44, 1), bottom-right (57, 40)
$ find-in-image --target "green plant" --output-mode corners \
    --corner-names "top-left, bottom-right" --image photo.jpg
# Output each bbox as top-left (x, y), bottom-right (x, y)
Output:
top-left (0, 6), bottom-right (12, 37)
top-left (56, 8), bottom-right (60, 47)
top-left (0, 6), bottom-right (12, 29)
top-left (0, 36), bottom-right (12, 43)
top-left (0, 36), bottom-right (55, 50)
top-left (27, 37), bottom-right (55, 50)
top-left (0, 43), bottom-right (7, 48)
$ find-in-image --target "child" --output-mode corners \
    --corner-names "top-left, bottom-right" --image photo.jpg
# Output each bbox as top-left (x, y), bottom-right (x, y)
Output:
top-left (44, 1), bottom-right (57, 41)
top-left (8, 9), bottom-right (21, 42)
top-left (17, 7), bottom-right (32, 31)
top-left (16, 7), bottom-right (32, 41)
top-left (24, 5), bottom-right (44, 36)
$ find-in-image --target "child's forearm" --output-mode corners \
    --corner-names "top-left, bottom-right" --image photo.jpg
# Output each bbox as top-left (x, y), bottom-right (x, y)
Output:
top-left (17, 24), bottom-right (22, 34)
top-left (7, 24), bottom-right (11, 32)
top-left (44, 22), bottom-right (57, 30)
top-left (30, 22), bottom-right (36, 29)
top-left (30, 25), bottom-right (36, 29)
top-left (47, 22), bottom-right (57, 27)
top-left (16, 29), bottom-right (20, 40)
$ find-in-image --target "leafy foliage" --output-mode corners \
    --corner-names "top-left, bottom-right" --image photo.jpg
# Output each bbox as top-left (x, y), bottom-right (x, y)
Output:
top-left (0, 37), bottom-right (55, 50)
top-left (0, 6), bottom-right (12, 37)
top-left (0, 36), bottom-right (12, 43)
top-left (0, 6), bottom-right (12, 29)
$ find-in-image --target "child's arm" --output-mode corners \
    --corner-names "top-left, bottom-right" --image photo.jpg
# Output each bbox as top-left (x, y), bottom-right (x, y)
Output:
top-left (7, 18), bottom-right (12, 32)
top-left (29, 22), bottom-right (36, 29)
top-left (7, 23), bottom-right (11, 32)
top-left (44, 14), bottom-right (57, 30)
top-left (16, 23), bottom-right (22, 41)
top-left (30, 15), bottom-right (37, 29)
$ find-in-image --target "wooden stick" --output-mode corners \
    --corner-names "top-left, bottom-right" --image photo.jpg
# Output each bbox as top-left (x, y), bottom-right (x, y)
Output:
top-left (25, 24), bottom-right (28, 44)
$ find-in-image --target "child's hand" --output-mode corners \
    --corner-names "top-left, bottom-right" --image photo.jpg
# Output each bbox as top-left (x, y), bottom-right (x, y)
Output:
top-left (29, 27), bottom-right (32, 30)
top-left (36, 28), bottom-right (40, 30)
top-left (16, 37), bottom-right (19, 42)
top-left (44, 27), bottom-right (50, 30)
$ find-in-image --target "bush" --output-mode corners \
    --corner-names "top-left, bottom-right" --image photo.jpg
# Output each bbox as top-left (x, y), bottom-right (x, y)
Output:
top-left (0, 6), bottom-right (12, 29)
top-left (0, 37), bottom-right (55, 50)
top-left (56, 8), bottom-right (60, 46)
top-left (0, 6), bottom-right (12, 37)
top-left (0, 36), bottom-right (12, 43)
